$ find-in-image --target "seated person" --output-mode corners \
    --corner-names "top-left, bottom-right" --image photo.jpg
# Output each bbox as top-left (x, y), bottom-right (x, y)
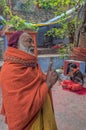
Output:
top-left (61, 63), bottom-right (84, 91)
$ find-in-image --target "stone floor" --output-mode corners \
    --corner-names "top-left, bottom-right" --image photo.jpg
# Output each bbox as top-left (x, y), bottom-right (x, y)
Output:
top-left (52, 82), bottom-right (86, 130)
top-left (0, 81), bottom-right (86, 130)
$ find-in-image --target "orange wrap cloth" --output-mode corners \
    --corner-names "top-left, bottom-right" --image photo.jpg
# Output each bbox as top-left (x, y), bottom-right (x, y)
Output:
top-left (0, 47), bottom-right (53, 130)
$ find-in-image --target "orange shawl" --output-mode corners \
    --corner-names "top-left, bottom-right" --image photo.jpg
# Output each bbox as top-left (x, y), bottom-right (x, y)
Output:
top-left (0, 47), bottom-right (48, 130)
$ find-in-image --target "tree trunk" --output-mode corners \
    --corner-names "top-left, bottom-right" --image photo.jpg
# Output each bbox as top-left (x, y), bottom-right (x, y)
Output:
top-left (77, 2), bottom-right (86, 47)
top-left (71, 2), bottom-right (86, 61)
top-left (78, 32), bottom-right (86, 47)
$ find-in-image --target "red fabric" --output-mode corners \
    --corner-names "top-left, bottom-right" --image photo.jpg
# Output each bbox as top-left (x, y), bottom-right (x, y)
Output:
top-left (61, 80), bottom-right (86, 95)
top-left (0, 47), bottom-right (48, 130)
top-left (63, 87), bottom-right (86, 95)
top-left (51, 45), bottom-right (61, 49)
top-left (74, 88), bottom-right (86, 95)
top-left (61, 80), bottom-right (83, 91)
top-left (8, 31), bottom-right (23, 48)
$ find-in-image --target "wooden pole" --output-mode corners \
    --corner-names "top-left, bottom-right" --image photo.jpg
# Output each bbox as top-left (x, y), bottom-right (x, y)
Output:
top-left (9, 0), bottom-right (12, 15)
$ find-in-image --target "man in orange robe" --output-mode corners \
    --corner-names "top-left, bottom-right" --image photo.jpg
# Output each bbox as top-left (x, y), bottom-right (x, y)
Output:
top-left (0, 31), bottom-right (58, 130)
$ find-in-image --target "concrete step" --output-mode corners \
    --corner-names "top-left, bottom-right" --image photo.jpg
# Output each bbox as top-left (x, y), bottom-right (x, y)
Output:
top-left (37, 47), bottom-right (57, 54)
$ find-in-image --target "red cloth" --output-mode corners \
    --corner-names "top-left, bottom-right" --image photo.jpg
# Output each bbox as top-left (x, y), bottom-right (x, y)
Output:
top-left (61, 80), bottom-right (83, 91)
top-left (63, 86), bottom-right (86, 95)
top-left (74, 87), bottom-right (86, 95)
top-left (51, 45), bottom-right (61, 49)
top-left (8, 31), bottom-right (23, 48)
top-left (0, 47), bottom-right (48, 130)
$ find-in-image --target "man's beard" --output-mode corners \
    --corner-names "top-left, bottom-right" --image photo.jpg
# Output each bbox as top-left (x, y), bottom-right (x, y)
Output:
top-left (18, 42), bottom-right (35, 56)
top-left (27, 47), bottom-right (35, 56)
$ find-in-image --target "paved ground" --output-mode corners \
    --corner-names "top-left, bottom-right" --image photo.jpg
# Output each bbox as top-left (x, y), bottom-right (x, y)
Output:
top-left (0, 81), bottom-right (86, 130)
top-left (52, 82), bottom-right (86, 130)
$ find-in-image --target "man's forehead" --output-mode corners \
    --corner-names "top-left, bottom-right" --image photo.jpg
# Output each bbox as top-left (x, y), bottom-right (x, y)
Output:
top-left (21, 32), bottom-right (32, 38)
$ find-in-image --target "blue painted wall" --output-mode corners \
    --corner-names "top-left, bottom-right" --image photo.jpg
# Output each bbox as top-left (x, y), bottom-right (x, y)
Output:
top-left (38, 55), bottom-right (68, 72)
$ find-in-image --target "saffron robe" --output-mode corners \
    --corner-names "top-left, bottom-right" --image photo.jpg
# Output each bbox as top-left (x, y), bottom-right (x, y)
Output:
top-left (0, 47), bottom-right (57, 130)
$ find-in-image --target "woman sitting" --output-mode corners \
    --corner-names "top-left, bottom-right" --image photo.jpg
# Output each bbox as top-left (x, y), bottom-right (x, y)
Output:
top-left (61, 63), bottom-right (84, 91)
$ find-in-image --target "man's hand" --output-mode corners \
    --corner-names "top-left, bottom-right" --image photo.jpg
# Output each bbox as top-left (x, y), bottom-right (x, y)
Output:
top-left (46, 70), bottom-right (58, 89)
top-left (67, 71), bottom-right (73, 77)
top-left (46, 61), bottom-right (58, 89)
